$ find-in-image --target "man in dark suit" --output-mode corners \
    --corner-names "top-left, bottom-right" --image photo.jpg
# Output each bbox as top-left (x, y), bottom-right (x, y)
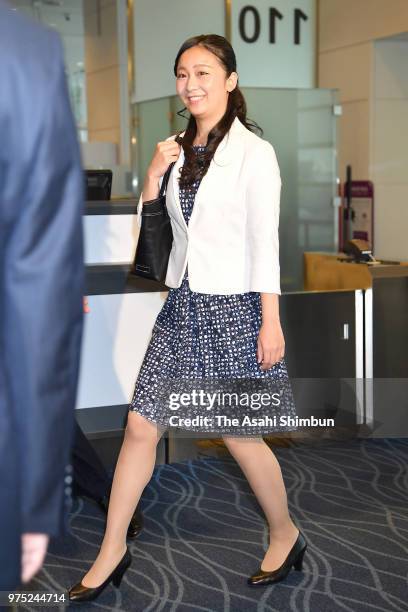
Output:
top-left (0, 2), bottom-right (84, 589)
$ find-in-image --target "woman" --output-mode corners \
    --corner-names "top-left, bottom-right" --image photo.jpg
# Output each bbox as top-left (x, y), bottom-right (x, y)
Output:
top-left (69, 34), bottom-right (307, 602)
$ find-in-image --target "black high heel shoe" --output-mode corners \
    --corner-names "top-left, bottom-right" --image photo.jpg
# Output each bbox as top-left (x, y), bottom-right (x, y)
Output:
top-left (68, 547), bottom-right (132, 602)
top-left (248, 530), bottom-right (307, 586)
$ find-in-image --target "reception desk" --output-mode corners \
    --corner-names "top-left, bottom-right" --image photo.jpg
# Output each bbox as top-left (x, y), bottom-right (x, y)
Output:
top-left (304, 251), bottom-right (408, 292)
top-left (304, 252), bottom-right (408, 437)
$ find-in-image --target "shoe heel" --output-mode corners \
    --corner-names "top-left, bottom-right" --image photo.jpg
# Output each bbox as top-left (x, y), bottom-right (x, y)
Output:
top-left (112, 559), bottom-right (131, 588)
top-left (293, 546), bottom-right (307, 571)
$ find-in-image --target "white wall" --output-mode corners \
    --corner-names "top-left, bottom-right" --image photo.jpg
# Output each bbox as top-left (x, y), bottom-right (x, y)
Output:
top-left (83, 214), bottom-right (138, 265)
top-left (132, 0), bottom-right (225, 103)
top-left (76, 292), bottom-right (168, 409)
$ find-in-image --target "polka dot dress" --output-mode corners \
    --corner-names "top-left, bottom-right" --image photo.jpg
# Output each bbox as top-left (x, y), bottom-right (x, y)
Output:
top-left (129, 145), bottom-right (298, 435)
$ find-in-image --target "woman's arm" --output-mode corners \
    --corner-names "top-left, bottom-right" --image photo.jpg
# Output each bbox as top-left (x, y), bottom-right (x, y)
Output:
top-left (136, 139), bottom-right (181, 228)
top-left (141, 174), bottom-right (160, 202)
top-left (258, 293), bottom-right (285, 370)
top-left (143, 138), bottom-right (181, 202)
top-left (260, 292), bottom-right (280, 323)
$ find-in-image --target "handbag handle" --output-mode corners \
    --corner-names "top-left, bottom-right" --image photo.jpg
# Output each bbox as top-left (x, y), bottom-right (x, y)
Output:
top-left (158, 161), bottom-right (175, 199)
top-left (158, 134), bottom-right (182, 198)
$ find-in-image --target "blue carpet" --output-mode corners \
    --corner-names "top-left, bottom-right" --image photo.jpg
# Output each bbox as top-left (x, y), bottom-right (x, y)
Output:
top-left (26, 438), bottom-right (408, 611)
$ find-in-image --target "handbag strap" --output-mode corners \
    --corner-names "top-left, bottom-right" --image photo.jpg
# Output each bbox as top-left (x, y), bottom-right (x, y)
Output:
top-left (158, 134), bottom-right (182, 198)
top-left (158, 161), bottom-right (175, 198)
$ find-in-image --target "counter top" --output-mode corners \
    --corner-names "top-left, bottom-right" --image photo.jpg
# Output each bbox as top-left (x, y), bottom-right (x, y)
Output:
top-left (85, 263), bottom-right (168, 295)
top-left (85, 198), bottom-right (138, 216)
top-left (304, 252), bottom-right (408, 291)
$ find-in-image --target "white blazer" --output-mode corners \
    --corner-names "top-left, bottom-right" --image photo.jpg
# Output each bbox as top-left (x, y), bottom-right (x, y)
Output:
top-left (136, 116), bottom-right (282, 295)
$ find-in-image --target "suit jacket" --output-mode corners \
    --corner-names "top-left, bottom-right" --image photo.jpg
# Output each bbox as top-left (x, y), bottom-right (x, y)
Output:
top-left (137, 116), bottom-right (282, 295)
top-left (0, 2), bottom-right (84, 589)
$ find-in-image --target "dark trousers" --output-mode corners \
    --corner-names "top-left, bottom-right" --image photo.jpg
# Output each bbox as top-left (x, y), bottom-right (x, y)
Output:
top-left (71, 421), bottom-right (111, 501)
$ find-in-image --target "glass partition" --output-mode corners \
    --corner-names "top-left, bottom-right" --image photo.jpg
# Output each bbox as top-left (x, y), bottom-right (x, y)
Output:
top-left (132, 88), bottom-right (339, 292)
top-left (10, 0), bottom-right (88, 141)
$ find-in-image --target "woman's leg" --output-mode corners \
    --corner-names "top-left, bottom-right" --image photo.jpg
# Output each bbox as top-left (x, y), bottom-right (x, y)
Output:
top-left (222, 436), bottom-right (299, 571)
top-left (81, 412), bottom-right (165, 587)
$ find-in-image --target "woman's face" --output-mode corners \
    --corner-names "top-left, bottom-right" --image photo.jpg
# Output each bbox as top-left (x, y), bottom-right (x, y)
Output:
top-left (175, 45), bottom-right (237, 121)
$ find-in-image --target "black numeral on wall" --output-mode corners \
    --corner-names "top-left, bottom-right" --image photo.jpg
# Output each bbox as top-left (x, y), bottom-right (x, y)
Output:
top-left (294, 8), bottom-right (308, 45)
top-left (239, 5), bottom-right (261, 43)
top-left (238, 6), bottom-right (309, 45)
top-left (269, 8), bottom-right (283, 44)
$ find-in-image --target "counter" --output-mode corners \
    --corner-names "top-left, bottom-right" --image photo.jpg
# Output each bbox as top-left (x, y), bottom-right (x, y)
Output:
top-left (304, 252), bottom-right (408, 437)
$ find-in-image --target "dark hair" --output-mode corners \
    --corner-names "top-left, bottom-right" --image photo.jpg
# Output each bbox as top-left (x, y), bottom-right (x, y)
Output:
top-left (173, 34), bottom-right (262, 188)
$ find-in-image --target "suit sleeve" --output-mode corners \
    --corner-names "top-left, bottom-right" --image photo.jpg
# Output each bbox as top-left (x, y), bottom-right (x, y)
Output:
top-left (246, 140), bottom-right (282, 294)
top-left (3, 36), bottom-right (84, 536)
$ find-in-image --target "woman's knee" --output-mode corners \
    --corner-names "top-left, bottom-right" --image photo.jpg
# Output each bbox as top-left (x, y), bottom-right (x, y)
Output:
top-left (125, 411), bottom-right (164, 445)
top-left (222, 435), bottom-right (264, 455)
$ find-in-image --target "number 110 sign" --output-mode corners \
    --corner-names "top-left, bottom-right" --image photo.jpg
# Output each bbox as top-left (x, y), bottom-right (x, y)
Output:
top-left (231, 0), bottom-right (316, 88)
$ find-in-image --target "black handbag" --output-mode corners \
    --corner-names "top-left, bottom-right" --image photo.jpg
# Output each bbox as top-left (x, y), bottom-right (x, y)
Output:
top-left (131, 159), bottom-right (176, 282)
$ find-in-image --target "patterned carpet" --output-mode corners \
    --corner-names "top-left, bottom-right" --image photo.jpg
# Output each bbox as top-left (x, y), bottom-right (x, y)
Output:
top-left (25, 438), bottom-right (408, 612)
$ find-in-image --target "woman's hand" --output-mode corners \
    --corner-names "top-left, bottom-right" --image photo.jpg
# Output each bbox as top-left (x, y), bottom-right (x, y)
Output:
top-left (142, 140), bottom-right (181, 203)
top-left (147, 140), bottom-right (181, 180)
top-left (257, 319), bottom-right (285, 370)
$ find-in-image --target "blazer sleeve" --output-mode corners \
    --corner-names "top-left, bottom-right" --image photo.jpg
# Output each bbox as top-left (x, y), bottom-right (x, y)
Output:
top-left (3, 35), bottom-right (84, 537)
top-left (246, 140), bottom-right (282, 294)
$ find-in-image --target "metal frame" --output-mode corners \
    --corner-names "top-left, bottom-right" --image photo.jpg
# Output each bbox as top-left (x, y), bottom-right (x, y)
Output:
top-left (127, 0), bottom-right (135, 99)
top-left (364, 288), bottom-right (374, 427)
top-left (354, 289), bottom-right (364, 424)
top-left (225, 0), bottom-right (232, 41)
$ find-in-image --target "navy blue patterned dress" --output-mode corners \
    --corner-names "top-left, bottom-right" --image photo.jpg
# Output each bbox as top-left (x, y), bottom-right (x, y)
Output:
top-left (129, 145), bottom-right (298, 435)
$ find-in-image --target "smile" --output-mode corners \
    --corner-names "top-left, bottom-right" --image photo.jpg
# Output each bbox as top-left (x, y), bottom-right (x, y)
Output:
top-left (188, 95), bottom-right (205, 103)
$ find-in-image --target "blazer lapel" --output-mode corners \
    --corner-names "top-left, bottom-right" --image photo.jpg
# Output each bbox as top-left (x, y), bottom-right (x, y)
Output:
top-left (170, 117), bottom-right (245, 230)
top-left (170, 142), bottom-right (187, 230)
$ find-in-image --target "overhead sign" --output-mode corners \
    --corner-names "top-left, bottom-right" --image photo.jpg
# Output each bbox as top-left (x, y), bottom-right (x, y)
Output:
top-left (131, 0), bottom-right (316, 102)
top-left (231, 0), bottom-right (316, 88)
